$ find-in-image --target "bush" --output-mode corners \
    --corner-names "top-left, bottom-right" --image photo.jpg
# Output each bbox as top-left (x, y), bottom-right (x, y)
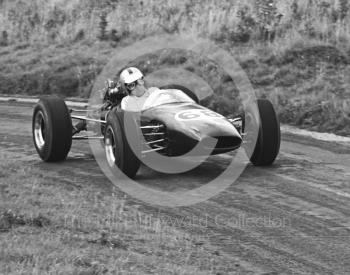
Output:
top-left (255, 0), bottom-right (283, 42)
top-left (235, 5), bottom-right (257, 43)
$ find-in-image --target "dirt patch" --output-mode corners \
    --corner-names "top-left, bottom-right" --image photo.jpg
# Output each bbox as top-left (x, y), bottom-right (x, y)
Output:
top-left (0, 210), bottom-right (51, 232)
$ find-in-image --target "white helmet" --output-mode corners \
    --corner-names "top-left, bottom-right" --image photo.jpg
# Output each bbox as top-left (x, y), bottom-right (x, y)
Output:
top-left (119, 67), bottom-right (144, 84)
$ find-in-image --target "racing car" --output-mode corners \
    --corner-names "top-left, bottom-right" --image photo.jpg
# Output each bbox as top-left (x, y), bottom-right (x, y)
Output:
top-left (32, 82), bottom-right (280, 178)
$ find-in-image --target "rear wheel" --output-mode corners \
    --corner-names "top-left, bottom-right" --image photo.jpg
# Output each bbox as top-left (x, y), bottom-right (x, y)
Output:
top-left (32, 97), bottom-right (72, 162)
top-left (249, 99), bottom-right (280, 166)
top-left (160, 84), bottom-right (199, 103)
top-left (105, 111), bottom-right (141, 178)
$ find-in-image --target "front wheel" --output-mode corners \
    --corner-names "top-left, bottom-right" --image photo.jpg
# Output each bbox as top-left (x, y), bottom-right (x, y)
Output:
top-left (105, 111), bottom-right (141, 178)
top-left (32, 96), bottom-right (72, 162)
top-left (249, 99), bottom-right (281, 166)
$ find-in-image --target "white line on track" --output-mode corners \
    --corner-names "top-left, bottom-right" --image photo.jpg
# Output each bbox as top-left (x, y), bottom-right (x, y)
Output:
top-left (0, 96), bottom-right (88, 108)
top-left (282, 125), bottom-right (350, 143)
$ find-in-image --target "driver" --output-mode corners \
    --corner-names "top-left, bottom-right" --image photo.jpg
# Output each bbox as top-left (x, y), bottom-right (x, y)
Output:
top-left (73, 67), bottom-right (157, 135)
top-left (118, 67), bottom-right (160, 112)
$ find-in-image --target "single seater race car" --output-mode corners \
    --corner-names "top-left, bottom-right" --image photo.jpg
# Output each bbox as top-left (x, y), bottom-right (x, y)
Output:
top-left (32, 83), bottom-right (280, 178)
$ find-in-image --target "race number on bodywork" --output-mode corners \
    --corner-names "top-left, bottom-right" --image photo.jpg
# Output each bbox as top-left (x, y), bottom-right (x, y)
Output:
top-left (175, 109), bottom-right (225, 121)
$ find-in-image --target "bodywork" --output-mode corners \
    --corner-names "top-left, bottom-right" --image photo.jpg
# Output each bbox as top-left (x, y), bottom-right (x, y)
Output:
top-left (140, 101), bottom-right (242, 156)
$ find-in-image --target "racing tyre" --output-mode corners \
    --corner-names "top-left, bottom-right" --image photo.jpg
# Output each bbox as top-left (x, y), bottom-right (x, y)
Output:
top-left (160, 84), bottom-right (199, 103)
top-left (105, 110), bottom-right (141, 178)
top-left (249, 99), bottom-right (280, 166)
top-left (32, 96), bottom-right (72, 162)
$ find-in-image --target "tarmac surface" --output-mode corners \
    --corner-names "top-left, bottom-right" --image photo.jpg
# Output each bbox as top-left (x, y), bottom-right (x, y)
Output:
top-left (1, 101), bottom-right (350, 274)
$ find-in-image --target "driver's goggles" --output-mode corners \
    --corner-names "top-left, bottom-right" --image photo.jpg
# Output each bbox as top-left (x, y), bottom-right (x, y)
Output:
top-left (126, 78), bottom-right (144, 91)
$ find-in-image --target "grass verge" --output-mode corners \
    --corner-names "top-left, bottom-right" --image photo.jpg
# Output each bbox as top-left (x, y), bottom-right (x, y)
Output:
top-left (0, 153), bottom-right (241, 274)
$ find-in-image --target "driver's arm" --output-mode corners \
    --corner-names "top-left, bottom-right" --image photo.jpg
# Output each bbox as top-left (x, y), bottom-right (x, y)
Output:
top-left (106, 84), bottom-right (127, 103)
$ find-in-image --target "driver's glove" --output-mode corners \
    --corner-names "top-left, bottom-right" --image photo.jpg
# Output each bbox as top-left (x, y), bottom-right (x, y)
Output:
top-left (109, 87), bottom-right (120, 95)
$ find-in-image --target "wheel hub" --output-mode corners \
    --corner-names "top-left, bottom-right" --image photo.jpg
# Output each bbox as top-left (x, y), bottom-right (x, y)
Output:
top-left (34, 111), bottom-right (46, 150)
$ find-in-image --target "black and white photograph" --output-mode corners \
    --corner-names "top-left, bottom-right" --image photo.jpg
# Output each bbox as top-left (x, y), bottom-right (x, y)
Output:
top-left (0, 0), bottom-right (350, 274)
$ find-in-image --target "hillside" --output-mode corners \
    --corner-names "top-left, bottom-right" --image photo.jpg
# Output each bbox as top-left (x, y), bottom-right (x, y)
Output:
top-left (1, 0), bottom-right (350, 45)
top-left (0, 0), bottom-right (349, 135)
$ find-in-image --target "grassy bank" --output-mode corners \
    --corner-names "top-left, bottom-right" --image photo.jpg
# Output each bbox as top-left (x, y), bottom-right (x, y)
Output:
top-left (0, 0), bottom-right (349, 136)
top-left (0, 38), bottom-right (349, 136)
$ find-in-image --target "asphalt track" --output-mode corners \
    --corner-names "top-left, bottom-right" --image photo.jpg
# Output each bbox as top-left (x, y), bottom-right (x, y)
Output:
top-left (1, 102), bottom-right (350, 274)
